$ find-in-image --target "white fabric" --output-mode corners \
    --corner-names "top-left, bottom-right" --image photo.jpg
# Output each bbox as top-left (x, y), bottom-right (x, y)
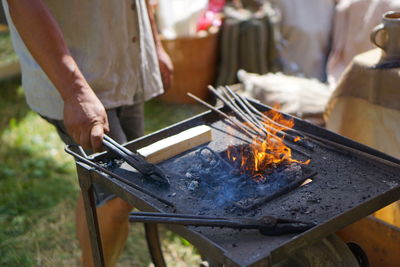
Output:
top-left (3, 0), bottom-right (163, 120)
top-left (327, 0), bottom-right (400, 87)
top-left (238, 70), bottom-right (332, 117)
top-left (156, 0), bottom-right (208, 39)
top-left (268, 0), bottom-right (336, 81)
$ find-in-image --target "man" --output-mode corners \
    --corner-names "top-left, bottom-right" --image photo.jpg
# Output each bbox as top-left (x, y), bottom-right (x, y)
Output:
top-left (3, 0), bottom-right (173, 266)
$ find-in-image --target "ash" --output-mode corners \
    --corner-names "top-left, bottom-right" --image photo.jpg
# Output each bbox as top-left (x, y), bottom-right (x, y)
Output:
top-left (99, 158), bottom-right (124, 170)
top-left (184, 147), bottom-right (304, 208)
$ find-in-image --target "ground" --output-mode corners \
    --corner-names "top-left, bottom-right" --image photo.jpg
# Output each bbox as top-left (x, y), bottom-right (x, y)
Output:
top-left (0, 31), bottom-right (205, 266)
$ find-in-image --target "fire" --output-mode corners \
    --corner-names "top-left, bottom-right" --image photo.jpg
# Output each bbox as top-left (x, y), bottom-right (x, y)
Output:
top-left (227, 107), bottom-right (310, 181)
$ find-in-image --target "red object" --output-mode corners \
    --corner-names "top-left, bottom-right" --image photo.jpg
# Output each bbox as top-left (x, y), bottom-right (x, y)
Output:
top-left (208, 0), bottom-right (226, 12)
top-left (197, 0), bottom-right (225, 31)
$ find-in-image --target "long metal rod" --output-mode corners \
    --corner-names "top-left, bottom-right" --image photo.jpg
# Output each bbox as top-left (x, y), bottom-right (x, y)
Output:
top-left (187, 93), bottom-right (272, 147)
top-left (223, 86), bottom-right (266, 130)
top-left (129, 212), bottom-right (315, 229)
top-left (130, 212), bottom-right (235, 220)
top-left (213, 86), bottom-right (315, 151)
top-left (129, 216), bottom-right (255, 229)
top-left (209, 85), bottom-right (287, 141)
top-left (209, 86), bottom-right (315, 155)
top-left (103, 135), bottom-right (134, 157)
top-left (130, 212), bottom-right (311, 224)
top-left (219, 87), bottom-right (283, 144)
top-left (214, 88), bottom-right (311, 158)
top-left (130, 212), bottom-right (261, 229)
top-left (234, 91), bottom-right (313, 146)
top-left (208, 86), bottom-right (267, 137)
top-left (219, 86), bottom-right (265, 131)
top-left (235, 170), bottom-right (317, 211)
top-left (187, 93), bottom-right (256, 140)
top-left (219, 86), bottom-right (312, 147)
top-left (188, 92), bottom-right (311, 159)
top-left (234, 90), bottom-right (295, 133)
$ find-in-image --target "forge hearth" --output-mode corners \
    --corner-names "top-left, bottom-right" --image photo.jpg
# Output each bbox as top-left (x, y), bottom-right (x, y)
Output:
top-left (71, 99), bottom-right (400, 267)
top-left (174, 145), bottom-right (315, 211)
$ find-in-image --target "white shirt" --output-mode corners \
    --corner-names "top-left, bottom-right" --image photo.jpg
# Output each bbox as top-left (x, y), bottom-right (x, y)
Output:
top-left (269, 0), bottom-right (336, 82)
top-left (3, 0), bottom-right (163, 120)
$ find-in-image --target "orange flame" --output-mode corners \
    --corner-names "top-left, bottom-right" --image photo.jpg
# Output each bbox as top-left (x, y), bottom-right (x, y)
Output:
top-left (227, 106), bottom-right (310, 181)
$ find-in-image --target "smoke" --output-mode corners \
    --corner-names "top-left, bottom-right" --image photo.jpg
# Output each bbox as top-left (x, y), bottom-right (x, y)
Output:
top-left (184, 146), bottom-right (303, 208)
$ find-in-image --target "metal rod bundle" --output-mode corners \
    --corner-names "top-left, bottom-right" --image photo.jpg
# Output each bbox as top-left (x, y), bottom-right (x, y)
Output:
top-left (187, 86), bottom-right (313, 158)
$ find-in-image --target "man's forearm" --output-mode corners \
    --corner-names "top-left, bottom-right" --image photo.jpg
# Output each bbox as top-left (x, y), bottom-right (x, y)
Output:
top-left (145, 0), bottom-right (162, 49)
top-left (7, 0), bottom-right (90, 101)
top-left (7, 0), bottom-right (108, 152)
top-left (145, 0), bottom-right (173, 91)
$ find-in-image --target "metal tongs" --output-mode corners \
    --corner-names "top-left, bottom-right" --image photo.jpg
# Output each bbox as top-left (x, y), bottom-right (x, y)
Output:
top-left (129, 212), bottom-right (316, 236)
top-left (102, 135), bottom-right (170, 186)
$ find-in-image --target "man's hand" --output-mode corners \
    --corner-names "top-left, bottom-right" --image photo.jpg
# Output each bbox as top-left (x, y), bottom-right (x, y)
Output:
top-left (63, 87), bottom-right (109, 152)
top-left (157, 46), bottom-right (173, 91)
top-left (145, 0), bottom-right (174, 91)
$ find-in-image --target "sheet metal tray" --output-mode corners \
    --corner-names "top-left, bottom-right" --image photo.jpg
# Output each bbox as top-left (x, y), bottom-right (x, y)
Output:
top-left (77, 101), bottom-right (400, 266)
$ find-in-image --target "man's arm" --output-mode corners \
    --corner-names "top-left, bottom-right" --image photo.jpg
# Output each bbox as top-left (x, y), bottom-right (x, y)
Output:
top-left (145, 0), bottom-right (173, 91)
top-left (7, 0), bottom-right (108, 152)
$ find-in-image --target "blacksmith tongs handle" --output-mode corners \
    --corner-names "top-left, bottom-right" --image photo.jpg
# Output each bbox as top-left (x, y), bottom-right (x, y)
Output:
top-left (128, 212), bottom-right (316, 236)
top-left (102, 135), bottom-right (170, 186)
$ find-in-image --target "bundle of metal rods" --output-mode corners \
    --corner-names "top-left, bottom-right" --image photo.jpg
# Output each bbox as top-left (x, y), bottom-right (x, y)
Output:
top-left (187, 86), bottom-right (313, 158)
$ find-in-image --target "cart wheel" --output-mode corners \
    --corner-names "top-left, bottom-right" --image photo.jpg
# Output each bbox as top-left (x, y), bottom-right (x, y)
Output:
top-left (347, 242), bottom-right (369, 267)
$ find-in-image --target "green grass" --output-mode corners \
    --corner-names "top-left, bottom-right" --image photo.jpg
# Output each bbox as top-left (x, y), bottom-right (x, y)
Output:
top-left (144, 99), bottom-right (206, 134)
top-left (0, 32), bottom-right (18, 66)
top-left (0, 78), bottom-right (79, 266)
top-left (0, 75), bottom-right (205, 265)
top-left (0, 31), bottom-right (205, 266)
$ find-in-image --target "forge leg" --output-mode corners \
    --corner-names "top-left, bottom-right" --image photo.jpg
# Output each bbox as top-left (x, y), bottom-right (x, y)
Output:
top-left (144, 223), bottom-right (167, 267)
top-left (78, 168), bottom-right (105, 267)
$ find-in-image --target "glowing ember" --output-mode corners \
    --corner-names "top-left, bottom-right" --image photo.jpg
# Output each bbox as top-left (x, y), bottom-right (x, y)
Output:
top-left (227, 107), bottom-right (310, 181)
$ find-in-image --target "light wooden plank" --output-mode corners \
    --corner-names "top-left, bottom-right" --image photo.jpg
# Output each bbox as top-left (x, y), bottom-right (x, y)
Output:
top-left (137, 125), bottom-right (212, 164)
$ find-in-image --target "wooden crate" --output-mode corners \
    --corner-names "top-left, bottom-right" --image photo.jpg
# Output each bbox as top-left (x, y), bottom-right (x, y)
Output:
top-left (160, 30), bottom-right (219, 103)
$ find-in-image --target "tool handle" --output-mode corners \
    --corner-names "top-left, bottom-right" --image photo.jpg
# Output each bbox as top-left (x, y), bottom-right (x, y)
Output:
top-left (64, 145), bottom-right (174, 207)
top-left (103, 135), bottom-right (170, 185)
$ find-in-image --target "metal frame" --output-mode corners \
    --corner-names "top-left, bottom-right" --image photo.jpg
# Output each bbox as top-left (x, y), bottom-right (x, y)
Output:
top-left (73, 101), bottom-right (400, 267)
top-left (76, 162), bottom-right (171, 267)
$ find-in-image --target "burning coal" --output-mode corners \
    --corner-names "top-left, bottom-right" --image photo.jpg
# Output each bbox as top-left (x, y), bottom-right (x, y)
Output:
top-left (186, 87), bottom-right (313, 208)
top-left (182, 145), bottom-right (311, 209)
top-left (227, 107), bottom-right (310, 182)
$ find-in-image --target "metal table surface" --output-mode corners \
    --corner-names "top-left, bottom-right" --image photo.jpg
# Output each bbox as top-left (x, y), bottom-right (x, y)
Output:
top-left (74, 102), bottom-right (400, 267)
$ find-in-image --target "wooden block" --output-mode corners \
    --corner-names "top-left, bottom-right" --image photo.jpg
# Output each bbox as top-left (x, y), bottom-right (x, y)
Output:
top-left (301, 178), bottom-right (313, 186)
top-left (137, 125), bottom-right (212, 164)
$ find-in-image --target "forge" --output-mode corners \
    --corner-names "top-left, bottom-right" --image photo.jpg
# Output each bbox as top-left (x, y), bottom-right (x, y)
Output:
top-left (172, 145), bottom-right (316, 212)
top-left (68, 98), bottom-right (400, 267)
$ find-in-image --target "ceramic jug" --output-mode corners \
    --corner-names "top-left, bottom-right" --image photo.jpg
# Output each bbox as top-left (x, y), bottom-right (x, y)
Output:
top-left (371, 11), bottom-right (400, 61)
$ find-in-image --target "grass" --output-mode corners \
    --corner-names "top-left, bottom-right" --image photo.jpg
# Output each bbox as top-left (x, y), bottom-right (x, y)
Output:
top-left (0, 32), bottom-right (206, 266)
top-left (0, 31), bottom-right (18, 66)
top-left (0, 78), bottom-right (79, 266)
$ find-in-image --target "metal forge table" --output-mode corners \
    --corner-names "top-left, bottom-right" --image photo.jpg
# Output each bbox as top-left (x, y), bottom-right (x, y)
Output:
top-left (71, 100), bottom-right (400, 267)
